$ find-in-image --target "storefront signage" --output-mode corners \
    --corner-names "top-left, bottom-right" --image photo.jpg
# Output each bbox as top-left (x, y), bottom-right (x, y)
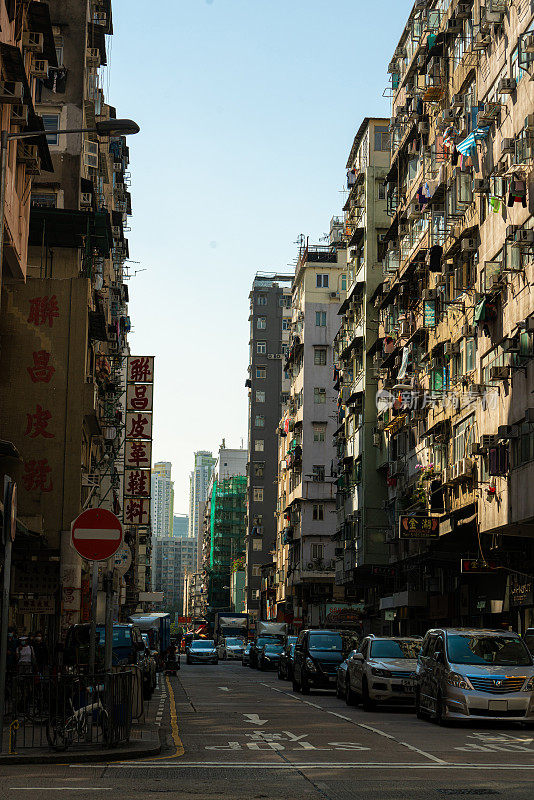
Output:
top-left (124, 356), bottom-right (154, 526)
top-left (423, 300), bottom-right (436, 329)
top-left (18, 596), bottom-right (55, 614)
top-left (509, 579), bottom-right (534, 607)
top-left (460, 559), bottom-right (498, 574)
top-left (398, 515), bottom-right (440, 539)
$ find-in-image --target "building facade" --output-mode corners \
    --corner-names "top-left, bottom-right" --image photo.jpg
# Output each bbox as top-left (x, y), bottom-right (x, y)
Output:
top-left (151, 462), bottom-right (174, 538)
top-left (245, 272), bottom-right (292, 619)
top-left (188, 450), bottom-right (217, 541)
top-left (275, 239), bottom-right (347, 631)
top-left (151, 533), bottom-right (196, 615)
top-left (173, 513), bottom-right (188, 538)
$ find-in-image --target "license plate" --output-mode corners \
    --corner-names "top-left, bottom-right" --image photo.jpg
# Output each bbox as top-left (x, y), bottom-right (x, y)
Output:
top-left (402, 679), bottom-right (415, 689)
top-left (329, 676), bottom-right (336, 683)
top-left (488, 700), bottom-right (508, 712)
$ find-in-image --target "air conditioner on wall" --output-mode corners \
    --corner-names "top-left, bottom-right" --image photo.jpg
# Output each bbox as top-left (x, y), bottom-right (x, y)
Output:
top-left (490, 365), bottom-right (511, 381)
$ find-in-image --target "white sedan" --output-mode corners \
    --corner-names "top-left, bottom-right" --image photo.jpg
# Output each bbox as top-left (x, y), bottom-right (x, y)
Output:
top-left (218, 637), bottom-right (246, 660)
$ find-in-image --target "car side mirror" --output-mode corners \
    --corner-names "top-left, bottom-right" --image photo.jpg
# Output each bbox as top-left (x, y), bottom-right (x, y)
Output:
top-left (353, 652), bottom-right (364, 661)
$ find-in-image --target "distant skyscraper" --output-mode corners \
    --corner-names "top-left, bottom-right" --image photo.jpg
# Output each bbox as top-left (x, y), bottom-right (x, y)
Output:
top-left (188, 451), bottom-right (217, 543)
top-left (151, 462), bottom-right (174, 538)
top-left (173, 513), bottom-right (189, 538)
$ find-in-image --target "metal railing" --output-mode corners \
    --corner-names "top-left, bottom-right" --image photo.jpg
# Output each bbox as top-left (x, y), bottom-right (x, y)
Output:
top-left (3, 670), bottom-right (133, 752)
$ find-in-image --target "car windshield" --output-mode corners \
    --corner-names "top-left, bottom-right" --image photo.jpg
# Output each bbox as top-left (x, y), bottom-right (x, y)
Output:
top-left (192, 640), bottom-right (215, 650)
top-left (370, 640), bottom-right (421, 659)
top-left (264, 643), bottom-right (283, 653)
top-left (97, 627), bottom-right (131, 646)
top-left (225, 638), bottom-right (243, 646)
top-left (257, 636), bottom-right (281, 647)
top-left (524, 635), bottom-right (534, 655)
top-left (309, 633), bottom-right (343, 652)
top-left (447, 635), bottom-right (533, 666)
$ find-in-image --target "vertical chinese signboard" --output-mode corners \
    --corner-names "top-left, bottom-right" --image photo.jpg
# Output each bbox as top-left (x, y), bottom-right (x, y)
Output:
top-left (124, 357), bottom-right (154, 527)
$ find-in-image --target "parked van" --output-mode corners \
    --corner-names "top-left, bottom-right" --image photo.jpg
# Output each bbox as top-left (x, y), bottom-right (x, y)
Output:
top-left (415, 628), bottom-right (534, 725)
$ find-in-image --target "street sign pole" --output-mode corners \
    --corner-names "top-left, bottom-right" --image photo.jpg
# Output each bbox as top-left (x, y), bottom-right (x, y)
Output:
top-left (88, 561), bottom-right (99, 675)
top-left (104, 569), bottom-right (114, 672)
top-left (0, 477), bottom-right (16, 753)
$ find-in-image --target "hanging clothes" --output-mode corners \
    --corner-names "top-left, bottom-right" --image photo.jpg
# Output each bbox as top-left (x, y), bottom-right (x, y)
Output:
top-left (489, 196), bottom-right (502, 213)
top-left (507, 176), bottom-right (527, 208)
top-left (451, 146), bottom-right (459, 166)
top-left (474, 298), bottom-right (486, 324)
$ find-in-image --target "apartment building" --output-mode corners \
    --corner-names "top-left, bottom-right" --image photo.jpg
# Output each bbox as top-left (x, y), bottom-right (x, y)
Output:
top-left (244, 272), bottom-right (292, 620)
top-left (333, 118), bottom-right (392, 626)
top-left (151, 533), bottom-right (196, 615)
top-left (188, 451), bottom-right (216, 541)
top-left (0, 0), bottom-right (139, 638)
top-left (151, 462), bottom-right (174, 537)
top-left (275, 238), bottom-right (347, 630)
top-left (374, 0), bottom-right (534, 634)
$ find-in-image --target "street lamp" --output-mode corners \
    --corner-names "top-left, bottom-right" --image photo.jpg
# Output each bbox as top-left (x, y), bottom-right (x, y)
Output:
top-left (0, 118), bottom-right (140, 291)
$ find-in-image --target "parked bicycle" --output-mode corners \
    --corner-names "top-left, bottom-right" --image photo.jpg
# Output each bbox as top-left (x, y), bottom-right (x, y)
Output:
top-left (46, 682), bottom-right (109, 751)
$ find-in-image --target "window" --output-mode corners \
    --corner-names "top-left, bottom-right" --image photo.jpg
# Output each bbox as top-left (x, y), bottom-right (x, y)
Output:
top-left (252, 565), bottom-right (262, 577)
top-left (253, 487), bottom-right (264, 502)
top-left (256, 366), bottom-right (266, 378)
top-left (315, 311), bottom-right (326, 327)
top-left (341, 274), bottom-right (347, 291)
top-left (453, 415), bottom-right (474, 463)
top-left (311, 543), bottom-right (324, 560)
top-left (316, 273), bottom-right (329, 288)
top-left (55, 45), bottom-right (64, 66)
top-left (314, 347), bottom-right (327, 365)
top-left (257, 295), bottom-right (267, 306)
top-left (256, 390), bottom-right (265, 403)
top-left (314, 387), bottom-right (326, 404)
top-left (312, 504), bottom-right (324, 521)
top-left (281, 296), bottom-right (291, 308)
top-left (313, 423), bottom-right (326, 442)
top-left (252, 539), bottom-right (262, 552)
top-left (282, 318), bottom-right (290, 331)
top-left (253, 463), bottom-right (264, 477)
top-left (312, 465), bottom-right (325, 482)
top-left (377, 181), bottom-right (386, 200)
top-left (257, 317), bottom-right (266, 329)
top-left (42, 113), bottom-right (60, 145)
top-left (257, 341), bottom-right (267, 354)
top-left (374, 126), bottom-right (390, 151)
top-left (255, 415), bottom-right (265, 427)
top-left (255, 440), bottom-right (264, 452)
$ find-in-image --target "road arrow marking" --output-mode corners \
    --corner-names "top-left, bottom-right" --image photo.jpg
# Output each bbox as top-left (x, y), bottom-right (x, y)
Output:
top-left (218, 686), bottom-right (231, 691)
top-left (243, 714), bottom-right (268, 725)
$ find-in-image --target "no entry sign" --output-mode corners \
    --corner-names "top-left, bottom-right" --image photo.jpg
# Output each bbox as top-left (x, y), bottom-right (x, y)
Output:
top-left (71, 508), bottom-right (123, 562)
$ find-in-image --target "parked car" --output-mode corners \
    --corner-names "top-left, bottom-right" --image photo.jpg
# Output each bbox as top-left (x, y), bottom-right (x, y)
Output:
top-left (141, 633), bottom-right (158, 689)
top-left (292, 629), bottom-right (348, 694)
top-left (186, 639), bottom-right (219, 665)
top-left (415, 628), bottom-right (534, 725)
top-left (278, 640), bottom-right (298, 681)
top-left (218, 637), bottom-right (245, 660)
top-left (250, 635), bottom-right (283, 669)
top-left (336, 649), bottom-right (359, 698)
top-left (345, 636), bottom-right (421, 709)
top-left (524, 629), bottom-right (534, 655)
top-left (242, 643), bottom-right (251, 666)
top-left (258, 640), bottom-right (284, 671)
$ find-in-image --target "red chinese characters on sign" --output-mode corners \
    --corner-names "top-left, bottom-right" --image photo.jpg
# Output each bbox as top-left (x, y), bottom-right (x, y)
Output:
top-left (124, 469), bottom-right (151, 497)
top-left (124, 498), bottom-right (150, 526)
top-left (126, 383), bottom-right (153, 411)
top-left (27, 351), bottom-right (55, 383)
top-left (25, 404), bottom-right (54, 439)
top-left (125, 412), bottom-right (152, 440)
top-left (125, 440), bottom-right (152, 469)
top-left (127, 356), bottom-right (154, 384)
top-left (28, 295), bottom-right (59, 328)
top-left (23, 458), bottom-right (53, 492)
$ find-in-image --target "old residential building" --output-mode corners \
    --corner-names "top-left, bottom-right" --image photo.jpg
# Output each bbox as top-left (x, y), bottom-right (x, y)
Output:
top-left (275, 238), bottom-right (347, 630)
top-left (333, 118), bottom-right (391, 623)
top-left (244, 272), bottom-right (292, 620)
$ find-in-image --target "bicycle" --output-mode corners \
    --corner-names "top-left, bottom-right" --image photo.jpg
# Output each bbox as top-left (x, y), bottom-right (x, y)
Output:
top-left (46, 682), bottom-right (110, 751)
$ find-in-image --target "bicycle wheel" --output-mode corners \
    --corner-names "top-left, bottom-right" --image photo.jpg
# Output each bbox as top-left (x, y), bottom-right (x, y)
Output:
top-left (99, 708), bottom-right (111, 745)
top-left (46, 717), bottom-right (71, 751)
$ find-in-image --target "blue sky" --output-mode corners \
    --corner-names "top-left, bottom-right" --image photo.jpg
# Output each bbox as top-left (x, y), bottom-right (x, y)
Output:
top-left (106, 0), bottom-right (411, 511)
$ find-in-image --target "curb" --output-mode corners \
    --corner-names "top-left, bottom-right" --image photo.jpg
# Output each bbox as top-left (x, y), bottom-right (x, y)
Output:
top-left (0, 730), bottom-right (161, 765)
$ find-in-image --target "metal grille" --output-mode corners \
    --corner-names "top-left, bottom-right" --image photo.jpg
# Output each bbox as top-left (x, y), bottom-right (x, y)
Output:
top-left (390, 670), bottom-right (412, 678)
top-left (467, 675), bottom-right (526, 693)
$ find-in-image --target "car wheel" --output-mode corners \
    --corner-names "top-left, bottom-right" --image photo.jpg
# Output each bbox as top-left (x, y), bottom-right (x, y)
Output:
top-left (361, 678), bottom-right (376, 711)
top-left (435, 693), bottom-right (449, 726)
top-left (345, 678), bottom-right (358, 706)
top-left (335, 679), bottom-right (343, 699)
top-left (300, 676), bottom-right (310, 695)
top-left (415, 689), bottom-right (426, 720)
top-left (278, 667), bottom-right (284, 680)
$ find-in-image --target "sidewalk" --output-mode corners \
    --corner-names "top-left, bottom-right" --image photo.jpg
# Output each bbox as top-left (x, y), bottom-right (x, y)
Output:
top-left (0, 720), bottom-right (162, 764)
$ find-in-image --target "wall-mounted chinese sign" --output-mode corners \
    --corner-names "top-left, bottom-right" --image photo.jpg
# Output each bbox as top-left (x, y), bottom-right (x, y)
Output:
top-left (398, 515), bottom-right (440, 539)
top-left (123, 356), bottom-right (154, 526)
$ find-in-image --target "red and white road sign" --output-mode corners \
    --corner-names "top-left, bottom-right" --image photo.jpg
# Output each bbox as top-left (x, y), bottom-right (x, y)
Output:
top-left (71, 508), bottom-right (123, 562)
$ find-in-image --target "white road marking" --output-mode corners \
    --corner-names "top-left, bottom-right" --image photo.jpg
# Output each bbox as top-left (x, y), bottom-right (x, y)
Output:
top-left (10, 789), bottom-right (113, 791)
top-left (329, 713), bottom-right (352, 721)
top-left (218, 687), bottom-right (231, 691)
top-left (243, 714), bottom-right (268, 725)
top-left (261, 682), bottom-right (447, 765)
top-left (74, 762), bottom-right (534, 771)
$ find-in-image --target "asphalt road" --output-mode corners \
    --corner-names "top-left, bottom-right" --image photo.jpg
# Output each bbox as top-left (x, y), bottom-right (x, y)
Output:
top-left (3, 661), bottom-right (534, 799)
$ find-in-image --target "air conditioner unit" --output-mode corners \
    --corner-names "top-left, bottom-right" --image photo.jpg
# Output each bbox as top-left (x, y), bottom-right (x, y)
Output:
top-left (506, 225), bottom-right (518, 240)
top-left (515, 229), bottom-right (534, 244)
top-left (487, 272), bottom-right (505, 291)
top-left (373, 433), bottom-right (380, 447)
top-left (523, 33), bottom-right (534, 54)
top-left (113, 161), bottom-right (123, 172)
top-left (498, 78), bottom-right (517, 94)
top-left (399, 223), bottom-right (410, 236)
top-left (442, 109), bottom-right (458, 123)
top-left (468, 441), bottom-right (485, 456)
top-left (80, 192), bottom-right (92, 207)
top-left (482, 434), bottom-right (498, 449)
top-left (30, 58), bottom-right (48, 78)
top-left (473, 178), bottom-right (488, 193)
top-left (93, 11), bottom-right (107, 24)
top-left (462, 324), bottom-right (475, 337)
top-left (267, 353), bottom-right (275, 359)
top-left (525, 113), bottom-right (534, 132)
top-left (443, 467), bottom-right (453, 484)
top-left (458, 457), bottom-right (474, 479)
top-left (86, 47), bottom-right (100, 66)
top-left (490, 365), bottom-right (511, 381)
top-left (501, 138), bottom-right (515, 154)
top-left (461, 238), bottom-right (476, 252)
top-left (503, 336), bottom-right (520, 353)
top-left (22, 31), bottom-right (44, 52)
top-left (10, 104), bottom-right (28, 125)
top-left (525, 408), bottom-right (534, 424)
top-left (498, 424), bottom-right (519, 440)
top-left (330, 291), bottom-right (339, 299)
top-left (447, 17), bottom-right (462, 33)
top-left (423, 288), bottom-right (437, 301)
top-left (0, 81), bottom-right (23, 103)
top-left (111, 225), bottom-right (121, 238)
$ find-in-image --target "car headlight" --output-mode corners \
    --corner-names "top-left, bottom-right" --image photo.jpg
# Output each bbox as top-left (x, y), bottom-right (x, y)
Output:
top-left (525, 677), bottom-right (534, 691)
top-left (446, 671), bottom-right (469, 689)
top-left (305, 657), bottom-right (317, 672)
top-left (371, 667), bottom-right (391, 678)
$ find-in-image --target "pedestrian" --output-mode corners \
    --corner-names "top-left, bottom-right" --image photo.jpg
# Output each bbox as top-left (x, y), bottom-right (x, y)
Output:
top-left (31, 631), bottom-right (49, 674)
top-left (16, 636), bottom-right (36, 675)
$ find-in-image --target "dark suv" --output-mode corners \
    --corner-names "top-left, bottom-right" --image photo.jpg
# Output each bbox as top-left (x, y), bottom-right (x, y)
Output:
top-left (293, 629), bottom-right (351, 694)
top-left (249, 635), bottom-right (283, 669)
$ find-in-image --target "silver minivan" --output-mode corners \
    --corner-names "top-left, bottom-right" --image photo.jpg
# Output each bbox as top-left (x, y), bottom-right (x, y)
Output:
top-left (415, 628), bottom-right (534, 725)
